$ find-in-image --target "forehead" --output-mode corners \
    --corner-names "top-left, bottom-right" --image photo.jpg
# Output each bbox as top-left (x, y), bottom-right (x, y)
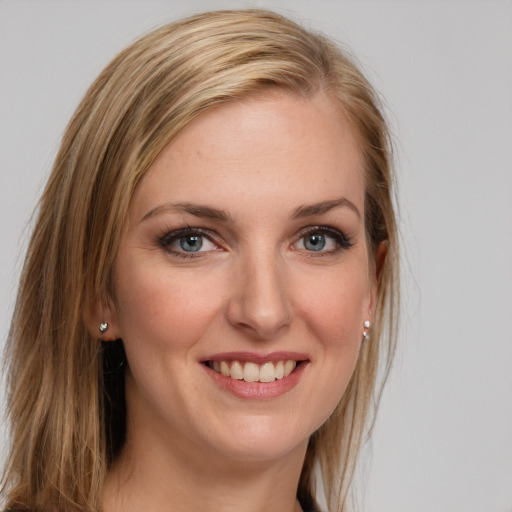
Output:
top-left (130, 91), bottom-right (365, 220)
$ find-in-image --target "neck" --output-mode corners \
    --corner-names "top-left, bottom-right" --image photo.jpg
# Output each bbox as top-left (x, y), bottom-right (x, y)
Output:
top-left (104, 439), bottom-right (307, 512)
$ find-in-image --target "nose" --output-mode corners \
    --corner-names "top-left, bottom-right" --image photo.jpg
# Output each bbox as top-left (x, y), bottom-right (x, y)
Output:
top-left (226, 251), bottom-right (293, 339)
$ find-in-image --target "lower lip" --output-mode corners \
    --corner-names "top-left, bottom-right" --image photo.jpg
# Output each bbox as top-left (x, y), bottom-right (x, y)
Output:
top-left (202, 362), bottom-right (308, 400)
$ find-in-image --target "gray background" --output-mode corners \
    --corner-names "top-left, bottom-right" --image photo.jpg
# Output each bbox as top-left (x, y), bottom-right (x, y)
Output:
top-left (1, 1), bottom-right (511, 511)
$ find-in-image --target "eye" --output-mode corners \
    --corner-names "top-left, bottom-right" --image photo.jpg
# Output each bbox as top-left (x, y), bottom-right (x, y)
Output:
top-left (293, 226), bottom-right (353, 254)
top-left (159, 228), bottom-right (220, 258)
top-left (175, 234), bottom-right (209, 252)
top-left (302, 232), bottom-right (332, 251)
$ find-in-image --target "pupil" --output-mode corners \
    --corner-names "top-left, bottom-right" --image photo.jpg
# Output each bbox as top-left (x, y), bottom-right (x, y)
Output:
top-left (180, 235), bottom-right (202, 252)
top-left (305, 233), bottom-right (325, 251)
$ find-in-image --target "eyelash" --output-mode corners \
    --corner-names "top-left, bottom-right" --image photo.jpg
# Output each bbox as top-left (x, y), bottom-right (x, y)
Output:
top-left (157, 225), bottom-right (354, 259)
top-left (295, 226), bottom-right (354, 255)
top-left (158, 226), bottom-right (221, 259)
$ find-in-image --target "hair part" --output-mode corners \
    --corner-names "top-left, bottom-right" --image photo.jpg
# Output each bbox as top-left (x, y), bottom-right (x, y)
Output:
top-left (2, 9), bottom-right (399, 512)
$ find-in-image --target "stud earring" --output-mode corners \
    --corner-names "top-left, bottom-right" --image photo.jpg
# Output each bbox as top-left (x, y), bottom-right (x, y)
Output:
top-left (99, 322), bottom-right (108, 334)
top-left (363, 320), bottom-right (371, 340)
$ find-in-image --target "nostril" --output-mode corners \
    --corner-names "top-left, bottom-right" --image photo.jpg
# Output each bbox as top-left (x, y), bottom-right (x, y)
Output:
top-left (227, 305), bottom-right (293, 339)
top-left (225, 266), bottom-right (293, 338)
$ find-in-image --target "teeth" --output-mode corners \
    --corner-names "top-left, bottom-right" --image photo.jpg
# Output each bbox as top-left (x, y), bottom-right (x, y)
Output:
top-left (275, 361), bottom-right (284, 380)
top-left (230, 361), bottom-right (244, 380)
top-left (284, 360), bottom-right (296, 376)
top-left (208, 359), bottom-right (299, 382)
top-left (220, 360), bottom-right (230, 377)
top-left (259, 362), bottom-right (275, 383)
top-left (243, 362), bottom-right (260, 382)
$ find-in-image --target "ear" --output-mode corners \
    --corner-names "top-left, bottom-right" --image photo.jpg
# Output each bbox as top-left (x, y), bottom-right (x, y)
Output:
top-left (83, 295), bottom-right (121, 341)
top-left (368, 240), bottom-right (388, 316)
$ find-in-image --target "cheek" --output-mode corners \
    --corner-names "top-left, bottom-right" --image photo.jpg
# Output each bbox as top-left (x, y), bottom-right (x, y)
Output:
top-left (296, 273), bottom-right (367, 426)
top-left (113, 261), bottom-right (223, 353)
top-left (295, 269), bottom-right (369, 347)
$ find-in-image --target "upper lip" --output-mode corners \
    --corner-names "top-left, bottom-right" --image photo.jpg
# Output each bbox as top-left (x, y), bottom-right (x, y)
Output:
top-left (200, 351), bottom-right (310, 364)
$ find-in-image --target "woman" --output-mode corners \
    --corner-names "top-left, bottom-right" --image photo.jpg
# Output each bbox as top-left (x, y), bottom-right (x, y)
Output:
top-left (2, 9), bottom-right (398, 512)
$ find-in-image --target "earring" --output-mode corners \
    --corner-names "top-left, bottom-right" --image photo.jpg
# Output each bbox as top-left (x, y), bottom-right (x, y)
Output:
top-left (363, 320), bottom-right (371, 340)
top-left (99, 322), bottom-right (108, 334)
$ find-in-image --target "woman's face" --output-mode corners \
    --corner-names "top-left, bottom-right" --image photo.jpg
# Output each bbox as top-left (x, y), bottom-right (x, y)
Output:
top-left (109, 91), bottom-right (377, 464)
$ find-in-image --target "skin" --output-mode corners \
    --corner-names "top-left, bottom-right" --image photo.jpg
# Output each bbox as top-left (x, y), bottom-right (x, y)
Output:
top-left (97, 91), bottom-right (378, 512)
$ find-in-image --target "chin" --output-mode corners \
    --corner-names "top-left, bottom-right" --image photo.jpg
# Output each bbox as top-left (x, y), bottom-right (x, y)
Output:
top-left (201, 412), bottom-right (315, 463)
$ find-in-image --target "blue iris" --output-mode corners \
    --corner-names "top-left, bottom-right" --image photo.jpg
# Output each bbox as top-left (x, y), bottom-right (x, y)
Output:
top-left (304, 233), bottom-right (326, 251)
top-left (179, 235), bottom-right (203, 252)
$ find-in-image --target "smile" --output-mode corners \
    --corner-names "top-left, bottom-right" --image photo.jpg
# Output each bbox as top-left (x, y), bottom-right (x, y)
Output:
top-left (201, 354), bottom-right (309, 399)
top-left (206, 360), bottom-right (298, 383)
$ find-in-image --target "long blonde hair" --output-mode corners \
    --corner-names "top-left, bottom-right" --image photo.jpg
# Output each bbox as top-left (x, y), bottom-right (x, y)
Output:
top-left (2, 9), bottom-right (399, 512)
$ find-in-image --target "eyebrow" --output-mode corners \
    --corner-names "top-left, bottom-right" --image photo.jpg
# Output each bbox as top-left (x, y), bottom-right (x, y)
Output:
top-left (292, 197), bottom-right (361, 220)
top-left (141, 202), bottom-right (233, 223)
top-left (140, 196), bottom-right (360, 223)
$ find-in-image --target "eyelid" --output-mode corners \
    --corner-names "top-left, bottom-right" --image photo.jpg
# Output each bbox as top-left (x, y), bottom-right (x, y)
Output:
top-left (293, 225), bottom-right (354, 251)
top-left (156, 224), bottom-right (353, 259)
top-left (158, 226), bottom-right (224, 257)
top-left (159, 226), bottom-right (212, 244)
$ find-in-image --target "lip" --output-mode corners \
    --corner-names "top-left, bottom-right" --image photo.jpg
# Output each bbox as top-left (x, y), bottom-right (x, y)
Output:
top-left (200, 351), bottom-right (309, 364)
top-left (200, 352), bottom-right (310, 400)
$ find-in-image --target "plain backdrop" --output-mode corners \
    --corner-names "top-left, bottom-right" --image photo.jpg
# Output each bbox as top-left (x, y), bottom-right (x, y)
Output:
top-left (0, 1), bottom-right (511, 511)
